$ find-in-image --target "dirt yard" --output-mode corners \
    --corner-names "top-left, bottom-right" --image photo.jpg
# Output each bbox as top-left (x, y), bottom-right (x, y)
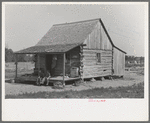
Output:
top-left (5, 70), bottom-right (144, 97)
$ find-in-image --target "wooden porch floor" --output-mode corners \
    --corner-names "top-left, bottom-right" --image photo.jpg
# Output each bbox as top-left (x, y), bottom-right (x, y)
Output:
top-left (16, 75), bottom-right (81, 82)
top-left (49, 76), bottom-right (80, 81)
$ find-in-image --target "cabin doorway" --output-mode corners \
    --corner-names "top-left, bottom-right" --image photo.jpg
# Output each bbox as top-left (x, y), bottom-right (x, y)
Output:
top-left (46, 54), bottom-right (57, 76)
top-left (46, 54), bottom-right (52, 75)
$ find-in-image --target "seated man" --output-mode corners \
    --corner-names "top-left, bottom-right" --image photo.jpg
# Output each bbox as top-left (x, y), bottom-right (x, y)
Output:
top-left (36, 70), bottom-right (51, 86)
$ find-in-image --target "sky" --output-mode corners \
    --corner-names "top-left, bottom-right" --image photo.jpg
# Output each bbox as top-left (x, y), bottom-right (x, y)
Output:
top-left (4, 2), bottom-right (148, 57)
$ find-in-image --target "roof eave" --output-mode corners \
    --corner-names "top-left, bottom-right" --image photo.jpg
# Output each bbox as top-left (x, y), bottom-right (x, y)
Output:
top-left (15, 52), bottom-right (65, 54)
top-left (14, 43), bottom-right (85, 54)
top-left (99, 19), bottom-right (126, 54)
top-left (113, 46), bottom-right (127, 54)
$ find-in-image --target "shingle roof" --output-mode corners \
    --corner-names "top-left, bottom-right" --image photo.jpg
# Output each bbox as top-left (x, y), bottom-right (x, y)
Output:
top-left (16, 19), bottom-right (99, 54)
top-left (15, 18), bottom-right (126, 54)
top-left (36, 19), bottom-right (99, 46)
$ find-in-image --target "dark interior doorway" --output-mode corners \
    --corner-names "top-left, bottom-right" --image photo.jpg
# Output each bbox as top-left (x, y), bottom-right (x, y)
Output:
top-left (46, 54), bottom-right (52, 75)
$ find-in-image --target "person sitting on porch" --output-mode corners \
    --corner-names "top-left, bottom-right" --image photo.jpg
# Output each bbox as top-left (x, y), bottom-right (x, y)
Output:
top-left (36, 69), bottom-right (45, 85)
top-left (46, 70), bottom-right (51, 86)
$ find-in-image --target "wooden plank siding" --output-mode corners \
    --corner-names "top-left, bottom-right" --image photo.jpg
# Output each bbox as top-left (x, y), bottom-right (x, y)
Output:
top-left (83, 49), bottom-right (112, 78)
top-left (113, 47), bottom-right (125, 76)
top-left (100, 23), bottom-right (112, 50)
top-left (83, 21), bottom-right (112, 50)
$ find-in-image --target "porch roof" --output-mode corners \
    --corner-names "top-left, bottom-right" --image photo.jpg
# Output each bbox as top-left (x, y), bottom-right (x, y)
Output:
top-left (15, 43), bottom-right (82, 54)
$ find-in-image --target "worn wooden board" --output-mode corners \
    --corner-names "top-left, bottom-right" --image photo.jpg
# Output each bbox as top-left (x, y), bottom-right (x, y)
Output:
top-left (113, 47), bottom-right (125, 76)
top-left (83, 70), bottom-right (111, 78)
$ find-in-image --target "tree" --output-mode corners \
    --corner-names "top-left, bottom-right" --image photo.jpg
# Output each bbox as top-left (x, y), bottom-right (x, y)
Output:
top-left (5, 47), bottom-right (36, 62)
top-left (17, 54), bottom-right (26, 62)
top-left (140, 56), bottom-right (144, 64)
top-left (5, 47), bottom-right (15, 62)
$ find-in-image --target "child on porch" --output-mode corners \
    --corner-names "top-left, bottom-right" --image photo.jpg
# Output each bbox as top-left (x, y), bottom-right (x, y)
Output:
top-left (36, 69), bottom-right (44, 85)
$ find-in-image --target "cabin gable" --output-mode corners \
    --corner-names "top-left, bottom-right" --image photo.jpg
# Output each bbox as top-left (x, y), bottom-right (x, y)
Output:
top-left (83, 20), bottom-right (112, 50)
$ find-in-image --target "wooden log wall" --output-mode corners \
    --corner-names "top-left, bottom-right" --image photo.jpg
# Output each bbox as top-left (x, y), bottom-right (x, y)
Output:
top-left (113, 47), bottom-right (125, 76)
top-left (83, 48), bottom-right (112, 78)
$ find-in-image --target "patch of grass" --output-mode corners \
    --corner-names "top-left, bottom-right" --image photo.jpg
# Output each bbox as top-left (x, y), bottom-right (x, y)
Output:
top-left (5, 69), bottom-right (33, 79)
top-left (6, 82), bottom-right (144, 99)
top-left (5, 62), bottom-right (34, 79)
top-left (135, 70), bottom-right (144, 75)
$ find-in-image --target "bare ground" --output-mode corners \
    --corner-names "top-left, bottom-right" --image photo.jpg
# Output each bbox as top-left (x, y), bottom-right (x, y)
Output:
top-left (5, 71), bottom-right (144, 96)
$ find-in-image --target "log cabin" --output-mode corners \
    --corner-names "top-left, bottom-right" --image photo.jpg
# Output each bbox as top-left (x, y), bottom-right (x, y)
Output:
top-left (14, 18), bottom-right (126, 85)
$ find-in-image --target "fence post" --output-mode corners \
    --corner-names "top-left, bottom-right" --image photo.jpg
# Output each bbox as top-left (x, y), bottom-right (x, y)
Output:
top-left (63, 53), bottom-right (65, 87)
top-left (15, 54), bottom-right (18, 79)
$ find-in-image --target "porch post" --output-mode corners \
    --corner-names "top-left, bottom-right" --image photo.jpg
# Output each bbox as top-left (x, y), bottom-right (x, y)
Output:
top-left (63, 53), bottom-right (66, 87)
top-left (15, 54), bottom-right (18, 79)
top-left (38, 54), bottom-right (40, 76)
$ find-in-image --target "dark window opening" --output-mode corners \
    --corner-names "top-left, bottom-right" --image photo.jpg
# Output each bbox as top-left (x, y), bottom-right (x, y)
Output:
top-left (96, 53), bottom-right (101, 63)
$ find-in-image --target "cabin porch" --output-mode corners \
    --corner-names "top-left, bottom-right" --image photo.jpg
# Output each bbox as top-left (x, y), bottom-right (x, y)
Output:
top-left (14, 46), bottom-right (83, 86)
